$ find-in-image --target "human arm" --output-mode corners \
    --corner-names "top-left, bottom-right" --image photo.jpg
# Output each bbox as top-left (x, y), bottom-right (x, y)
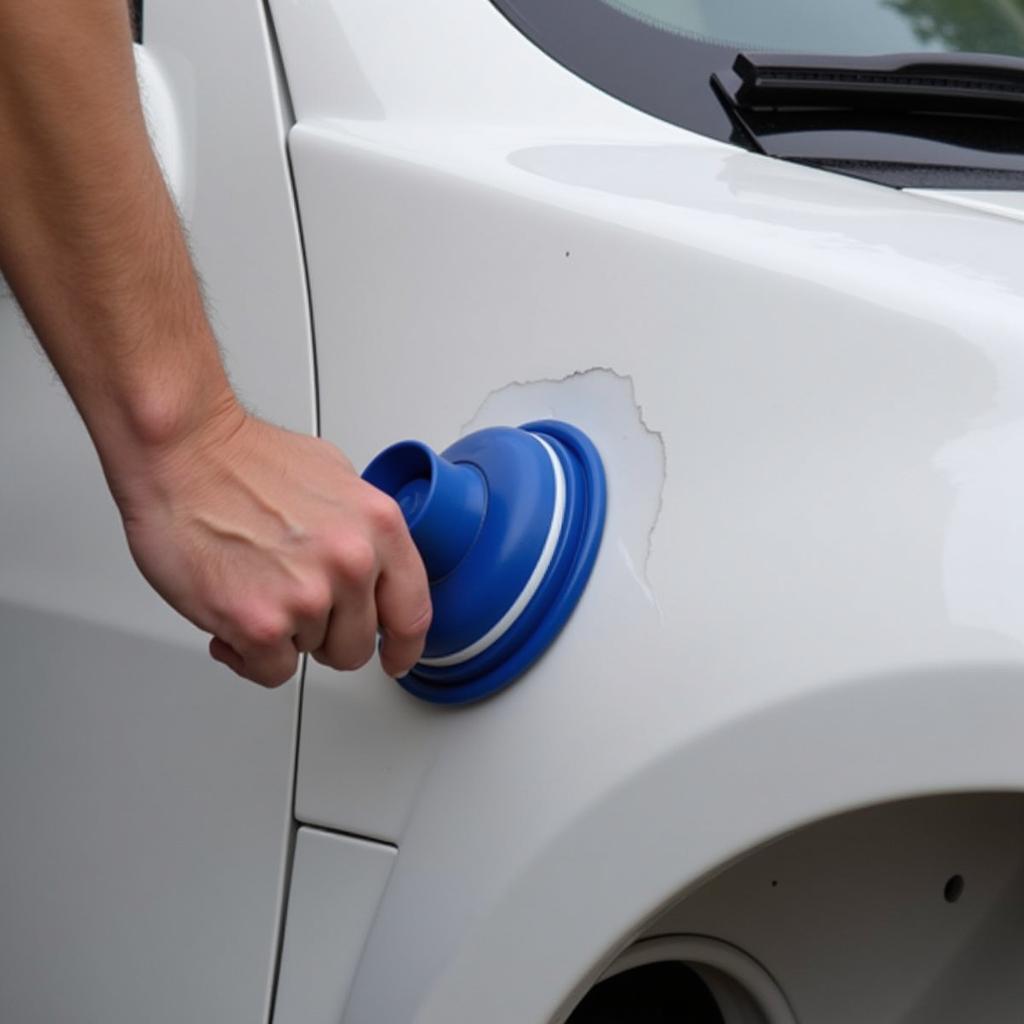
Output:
top-left (0, 0), bottom-right (430, 685)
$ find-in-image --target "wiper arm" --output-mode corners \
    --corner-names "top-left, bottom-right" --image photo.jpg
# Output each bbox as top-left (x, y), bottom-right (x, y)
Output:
top-left (715, 51), bottom-right (1024, 118)
top-left (709, 52), bottom-right (1024, 189)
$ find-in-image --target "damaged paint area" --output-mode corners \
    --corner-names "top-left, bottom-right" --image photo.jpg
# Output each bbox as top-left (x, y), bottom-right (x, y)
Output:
top-left (462, 368), bottom-right (666, 612)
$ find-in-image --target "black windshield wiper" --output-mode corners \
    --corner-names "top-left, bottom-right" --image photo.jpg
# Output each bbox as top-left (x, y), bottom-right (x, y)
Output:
top-left (710, 51), bottom-right (1024, 187)
top-left (716, 51), bottom-right (1024, 119)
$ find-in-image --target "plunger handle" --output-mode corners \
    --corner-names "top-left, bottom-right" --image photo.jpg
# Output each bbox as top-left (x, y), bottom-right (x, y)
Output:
top-left (363, 440), bottom-right (487, 582)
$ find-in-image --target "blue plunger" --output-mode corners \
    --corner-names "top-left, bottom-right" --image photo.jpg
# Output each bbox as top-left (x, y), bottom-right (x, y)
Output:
top-left (363, 420), bottom-right (606, 704)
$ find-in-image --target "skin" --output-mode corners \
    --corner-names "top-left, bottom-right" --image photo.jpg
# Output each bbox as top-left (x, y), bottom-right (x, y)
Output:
top-left (0, 1), bottom-right (431, 686)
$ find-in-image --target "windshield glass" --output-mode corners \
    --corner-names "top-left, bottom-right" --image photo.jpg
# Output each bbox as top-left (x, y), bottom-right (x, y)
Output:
top-left (492, 0), bottom-right (1024, 189)
top-left (602, 0), bottom-right (1024, 58)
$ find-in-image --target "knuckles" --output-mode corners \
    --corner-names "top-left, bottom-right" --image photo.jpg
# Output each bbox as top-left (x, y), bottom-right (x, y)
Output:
top-left (325, 533), bottom-right (377, 588)
top-left (289, 578), bottom-right (333, 621)
top-left (199, 480), bottom-right (425, 687)
top-left (235, 605), bottom-right (292, 650)
top-left (365, 490), bottom-right (406, 537)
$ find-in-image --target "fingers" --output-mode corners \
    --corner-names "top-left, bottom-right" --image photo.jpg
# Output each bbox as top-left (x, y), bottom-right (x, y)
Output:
top-left (312, 588), bottom-right (378, 671)
top-left (289, 579), bottom-right (333, 655)
top-left (209, 634), bottom-right (298, 689)
top-left (209, 636), bottom-right (244, 674)
top-left (375, 528), bottom-right (431, 678)
top-left (203, 482), bottom-right (431, 686)
top-left (209, 570), bottom-right (335, 685)
top-left (377, 585), bottom-right (431, 677)
top-left (312, 490), bottom-right (430, 678)
top-left (209, 565), bottom-right (429, 684)
top-left (210, 601), bottom-right (301, 687)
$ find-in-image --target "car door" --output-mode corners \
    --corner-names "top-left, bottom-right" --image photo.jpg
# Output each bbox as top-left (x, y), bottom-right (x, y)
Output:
top-left (0, 2), bottom-right (312, 1021)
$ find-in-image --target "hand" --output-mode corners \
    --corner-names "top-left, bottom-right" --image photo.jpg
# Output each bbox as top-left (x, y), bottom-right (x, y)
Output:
top-left (0, 0), bottom-right (431, 688)
top-left (113, 400), bottom-right (431, 687)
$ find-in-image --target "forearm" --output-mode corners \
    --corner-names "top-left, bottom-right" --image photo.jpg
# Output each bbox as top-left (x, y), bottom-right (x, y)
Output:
top-left (0, 2), bottom-right (431, 685)
top-left (0, 1), bottom-right (235, 482)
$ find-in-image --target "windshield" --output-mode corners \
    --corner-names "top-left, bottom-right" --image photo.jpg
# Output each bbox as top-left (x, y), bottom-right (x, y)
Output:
top-left (492, 0), bottom-right (1024, 188)
top-left (602, 0), bottom-right (1024, 58)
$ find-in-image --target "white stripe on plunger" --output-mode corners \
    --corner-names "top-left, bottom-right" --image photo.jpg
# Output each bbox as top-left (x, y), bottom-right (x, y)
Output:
top-left (418, 434), bottom-right (567, 668)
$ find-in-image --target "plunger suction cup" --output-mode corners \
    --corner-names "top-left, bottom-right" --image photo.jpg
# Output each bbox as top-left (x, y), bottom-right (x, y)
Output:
top-left (363, 420), bottom-right (605, 704)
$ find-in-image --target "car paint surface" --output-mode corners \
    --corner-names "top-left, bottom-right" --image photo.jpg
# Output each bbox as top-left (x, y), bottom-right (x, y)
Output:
top-left (268, 1), bottom-right (1024, 1022)
top-left (3, 1), bottom-right (1024, 1022)
top-left (0, 2), bottom-right (312, 1021)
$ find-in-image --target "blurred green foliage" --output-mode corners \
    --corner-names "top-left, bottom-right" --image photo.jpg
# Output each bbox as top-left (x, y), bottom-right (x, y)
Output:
top-left (884, 0), bottom-right (1024, 55)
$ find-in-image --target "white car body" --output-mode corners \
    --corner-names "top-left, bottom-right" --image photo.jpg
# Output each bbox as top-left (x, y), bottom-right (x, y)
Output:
top-left (3, 2), bottom-right (1024, 1022)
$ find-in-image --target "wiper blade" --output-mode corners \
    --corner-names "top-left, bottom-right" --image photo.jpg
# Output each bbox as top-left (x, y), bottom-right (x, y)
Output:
top-left (709, 52), bottom-right (1024, 189)
top-left (719, 51), bottom-right (1024, 118)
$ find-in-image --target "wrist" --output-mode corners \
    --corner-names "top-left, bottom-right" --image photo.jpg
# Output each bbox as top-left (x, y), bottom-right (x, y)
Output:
top-left (122, 362), bottom-right (240, 452)
top-left (93, 361), bottom-right (247, 513)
